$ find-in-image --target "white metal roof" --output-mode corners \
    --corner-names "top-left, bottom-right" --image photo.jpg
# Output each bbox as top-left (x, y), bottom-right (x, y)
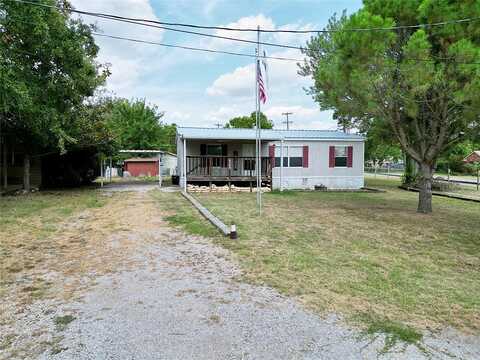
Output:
top-left (176, 127), bottom-right (364, 141)
top-left (119, 149), bottom-right (177, 157)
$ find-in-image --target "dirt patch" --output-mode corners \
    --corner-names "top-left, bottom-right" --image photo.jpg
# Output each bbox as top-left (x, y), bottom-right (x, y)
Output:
top-left (0, 188), bottom-right (173, 359)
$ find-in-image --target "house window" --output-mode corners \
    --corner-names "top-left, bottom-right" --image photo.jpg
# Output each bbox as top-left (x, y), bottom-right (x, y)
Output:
top-left (274, 146), bottom-right (303, 167)
top-left (334, 146), bottom-right (348, 167)
top-left (289, 146), bottom-right (303, 167)
top-left (207, 145), bottom-right (222, 166)
top-left (207, 145), bottom-right (222, 156)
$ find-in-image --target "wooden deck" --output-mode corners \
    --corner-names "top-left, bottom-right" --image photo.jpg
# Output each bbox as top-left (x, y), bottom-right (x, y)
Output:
top-left (186, 155), bottom-right (272, 185)
top-left (187, 176), bottom-right (270, 182)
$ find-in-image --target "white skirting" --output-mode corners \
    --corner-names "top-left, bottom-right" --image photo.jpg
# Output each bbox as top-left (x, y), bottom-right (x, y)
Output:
top-left (272, 175), bottom-right (364, 190)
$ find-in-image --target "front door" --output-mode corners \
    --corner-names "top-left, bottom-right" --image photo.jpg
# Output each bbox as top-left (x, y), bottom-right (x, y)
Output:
top-left (206, 144), bottom-right (227, 176)
top-left (242, 143), bottom-right (256, 176)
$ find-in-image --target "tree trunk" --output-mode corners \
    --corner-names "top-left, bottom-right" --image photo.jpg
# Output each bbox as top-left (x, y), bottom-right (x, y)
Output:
top-left (2, 139), bottom-right (7, 189)
top-left (417, 163), bottom-right (433, 213)
top-left (23, 153), bottom-right (30, 192)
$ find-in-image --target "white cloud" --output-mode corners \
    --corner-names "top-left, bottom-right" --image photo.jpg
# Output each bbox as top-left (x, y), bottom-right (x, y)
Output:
top-left (201, 15), bottom-right (312, 54)
top-left (207, 14), bottom-right (275, 50)
top-left (265, 105), bottom-right (317, 120)
top-left (206, 66), bottom-right (254, 97)
top-left (167, 111), bottom-right (192, 123)
top-left (204, 15), bottom-right (314, 99)
top-left (203, 0), bottom-right (221, 16)
top-left (70, 0), bottom-right (164, 96)
top-left (264, 106), bottom-right (337, 130)
top-left (206, 48), bottom-right (306, 98)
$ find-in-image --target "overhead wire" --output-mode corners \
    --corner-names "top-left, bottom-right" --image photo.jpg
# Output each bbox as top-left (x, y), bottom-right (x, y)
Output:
top-left (10, 0), bottom-right (480, 34)
top-left (3, 15), bottom-right (480, 65)
top-left (0, 16), bottom-right (304, 61)
top-left (9, 0), bottom-right (304, 50)
top-left (91, 33), bottom-right (303, 61)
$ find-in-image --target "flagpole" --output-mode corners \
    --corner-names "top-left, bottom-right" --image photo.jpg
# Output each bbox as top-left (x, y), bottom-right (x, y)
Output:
top-left (255, 25), bottom-right (262, 214)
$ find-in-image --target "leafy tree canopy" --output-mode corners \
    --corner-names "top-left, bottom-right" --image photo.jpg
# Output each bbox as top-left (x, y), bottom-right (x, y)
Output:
top-left (106, 98), bottom-right (176, 153)
top-left (300, 2), bottom-right (480, 213)
top-left (365, 119), bottom-right (402, 165)
top-left (0, 0), bottom-right (108, 152)
top-left (0, 0), bottom-right (109, 190)
top-left (224, 112), bottom-right (273, 129)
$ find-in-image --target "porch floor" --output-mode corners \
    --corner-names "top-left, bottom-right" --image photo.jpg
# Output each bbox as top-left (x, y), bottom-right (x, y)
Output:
top-left (187, 176), bottom-right (270, 182)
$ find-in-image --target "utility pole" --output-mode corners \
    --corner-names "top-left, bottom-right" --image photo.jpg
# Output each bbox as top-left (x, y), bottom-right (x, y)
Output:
top-left (214, 123), bottom-right (223, 128)
top-left (282, 112), bottom-right (293, 130)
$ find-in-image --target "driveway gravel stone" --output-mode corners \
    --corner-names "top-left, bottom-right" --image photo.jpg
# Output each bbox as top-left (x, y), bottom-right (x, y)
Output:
top-left (41, 191), bottom-right (479, 359)
top-left (4, 184), bottom-right (477, 359)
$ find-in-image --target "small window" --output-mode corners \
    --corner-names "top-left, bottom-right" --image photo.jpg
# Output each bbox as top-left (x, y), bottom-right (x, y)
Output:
top-left (288, 146), bottom-right (303, 167)
top-left (335, 146), bottom-right (347, 167)
top-left (207, 145), bottom-right (223, 166)
top-left (207, 145), bottom-right (222, 156)
top-left (273, 146), bottom-right (303, 167)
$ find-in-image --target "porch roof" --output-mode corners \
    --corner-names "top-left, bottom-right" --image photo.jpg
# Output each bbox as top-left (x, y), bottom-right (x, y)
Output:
top-left (177, 127), bottom-right (364, 141)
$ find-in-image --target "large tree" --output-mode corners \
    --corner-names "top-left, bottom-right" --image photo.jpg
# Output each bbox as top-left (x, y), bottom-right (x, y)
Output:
top-left (224, 111), bottom-right (273, 129)
top-left (0, 0), bottom-right (108, 190)
top-left (364, 119), bottom-right (402, 167)
top-left (106, 98), bottom-right (176, 152)
top-left (300, 2), bottom-right (480, 213)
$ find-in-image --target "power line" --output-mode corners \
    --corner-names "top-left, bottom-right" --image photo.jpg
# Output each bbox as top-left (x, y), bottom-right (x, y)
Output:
top-left (10, 0), bottom-right (303, 50)
top-left (5, 29), bottom-right (479, 66)
top-left (10, 0), bottom-right (480, 34)
top-left (89, 14), bottom-right (302, 50)
top-left (5, 3), bottom-right (480, 65)
top-left (4, 18), bottom-right (480, 65)
top-left (91, 33), bottom-right (303, 61)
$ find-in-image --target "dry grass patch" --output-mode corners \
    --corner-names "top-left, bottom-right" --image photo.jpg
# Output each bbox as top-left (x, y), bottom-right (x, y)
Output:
top-left (156, 178), bottom-right (480, 337)
top-left (0, 188), bottom-right (172, 358)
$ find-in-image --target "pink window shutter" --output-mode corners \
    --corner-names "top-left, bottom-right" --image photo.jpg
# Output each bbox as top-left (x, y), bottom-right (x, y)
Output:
top-left (329, 146), bottom-right (335, 168)
top-left (347, 146), bottom-right (353, 167)
top-left (269, 145), bottom-right (275, 168)
top-left (303, 146), bottom-right (309, 168)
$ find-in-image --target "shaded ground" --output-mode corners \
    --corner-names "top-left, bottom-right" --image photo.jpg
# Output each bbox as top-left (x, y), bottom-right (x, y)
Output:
top-left (1, 183), bottom-right (479, 359)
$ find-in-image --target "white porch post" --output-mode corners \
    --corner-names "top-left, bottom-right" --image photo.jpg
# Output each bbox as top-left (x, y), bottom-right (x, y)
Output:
top-left (280, 139), bottom-right (284, 191)
top-left (183, 138), bottom-right (187, 191)
top-left (158, 152), bottom-right (162, 187)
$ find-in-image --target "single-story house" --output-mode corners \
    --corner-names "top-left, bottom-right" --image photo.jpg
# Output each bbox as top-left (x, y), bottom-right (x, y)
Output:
top-left (123, 152), bottom-right (177, 177)
top-left (176, 127), bottom-right (365, 190)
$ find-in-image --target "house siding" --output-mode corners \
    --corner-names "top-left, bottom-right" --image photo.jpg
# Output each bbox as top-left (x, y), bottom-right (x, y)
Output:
top-left (177, 135), bottom-right (364, 190)
top-left (270, 140), bottom-right (364, 190)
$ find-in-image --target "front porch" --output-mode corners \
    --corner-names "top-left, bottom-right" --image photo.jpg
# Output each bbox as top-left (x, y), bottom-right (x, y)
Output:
top-left (186, 155), bottom-right (272, 183)
top-left (179, 139), bottom-right (273, 188)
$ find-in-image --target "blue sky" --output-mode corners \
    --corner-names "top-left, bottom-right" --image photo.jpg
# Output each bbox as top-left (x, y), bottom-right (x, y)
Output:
top-left (71, 0), bottom-right (363, 129)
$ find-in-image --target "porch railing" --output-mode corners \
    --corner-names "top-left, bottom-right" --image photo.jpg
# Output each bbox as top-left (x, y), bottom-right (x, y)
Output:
top-left (186, 156), bottom-right (271, 179)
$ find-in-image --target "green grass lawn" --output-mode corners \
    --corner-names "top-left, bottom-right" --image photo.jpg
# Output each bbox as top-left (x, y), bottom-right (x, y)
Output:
top-left (0, 190), bottom-right (106, 299)
top-left (154, 177), bottom-right (480, 338)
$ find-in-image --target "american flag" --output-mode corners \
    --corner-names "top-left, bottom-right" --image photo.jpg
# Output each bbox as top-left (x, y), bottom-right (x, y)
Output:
top-left (257, 59), bottom-right (267, 104)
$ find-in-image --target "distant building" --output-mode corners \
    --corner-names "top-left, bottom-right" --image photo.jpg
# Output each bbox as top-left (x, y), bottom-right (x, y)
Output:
top-left (123, 152), bottom-right (177, 177)
top-left (464, 151), bottom-right (480, 164)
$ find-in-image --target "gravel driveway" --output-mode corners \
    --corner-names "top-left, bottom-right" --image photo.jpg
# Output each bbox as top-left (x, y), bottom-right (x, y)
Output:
top-left (43, 229), bottom-right (478, 360)
top-left (4, 184), bottom-right (478, 359)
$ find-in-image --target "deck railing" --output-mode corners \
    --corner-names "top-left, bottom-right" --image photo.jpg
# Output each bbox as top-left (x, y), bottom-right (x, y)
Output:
top-left (186, 156), bottom-right (271, 179)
